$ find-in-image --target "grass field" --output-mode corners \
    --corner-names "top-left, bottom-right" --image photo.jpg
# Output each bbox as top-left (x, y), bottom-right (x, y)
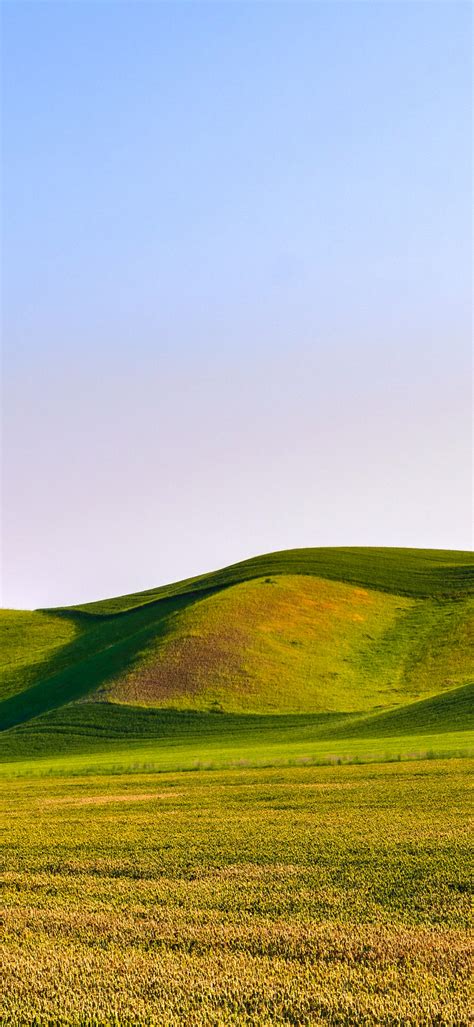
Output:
top-left (0, 547), bottom-right (472, 1024)
top-left (1, 759), bottom-right (471, 1025)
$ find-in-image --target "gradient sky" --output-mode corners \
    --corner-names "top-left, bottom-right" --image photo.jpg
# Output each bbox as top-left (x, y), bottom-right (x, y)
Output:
top-left (2, 1), bottom-right (472, 609)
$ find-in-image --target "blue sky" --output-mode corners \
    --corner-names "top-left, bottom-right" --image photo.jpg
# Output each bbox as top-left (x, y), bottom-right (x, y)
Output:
top-left (2, 1), bottom-right (472, 607)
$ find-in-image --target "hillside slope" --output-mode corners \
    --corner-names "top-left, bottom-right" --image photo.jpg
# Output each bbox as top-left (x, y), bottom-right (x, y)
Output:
top-left (93, 575), bottom-right (473, 714)
top-left (0, 548), bottom-right (472, 748)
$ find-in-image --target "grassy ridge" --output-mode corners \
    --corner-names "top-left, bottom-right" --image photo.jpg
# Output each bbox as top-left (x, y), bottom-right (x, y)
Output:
top-left (330, 680), bottom-right (473, 738)
top-left (63, 547), bottom-right (474, 615)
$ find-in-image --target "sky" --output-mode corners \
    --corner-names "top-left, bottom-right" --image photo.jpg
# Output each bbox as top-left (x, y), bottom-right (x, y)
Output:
top-left (1, 0), bottom-right (472, 609)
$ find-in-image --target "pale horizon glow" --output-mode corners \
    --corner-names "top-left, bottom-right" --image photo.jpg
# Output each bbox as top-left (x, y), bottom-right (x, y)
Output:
top-left (1, 1), bottom-right (472, 609)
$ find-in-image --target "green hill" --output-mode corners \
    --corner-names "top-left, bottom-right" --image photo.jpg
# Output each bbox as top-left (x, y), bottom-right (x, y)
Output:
top-left (91, 573), bottom-right (472, 714)
top-left (0, 547), bottom-right (472, 768)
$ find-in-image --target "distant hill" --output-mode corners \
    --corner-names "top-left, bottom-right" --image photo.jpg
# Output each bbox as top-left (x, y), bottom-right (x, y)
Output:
top-left (0, 547), bottom-right (472, 763)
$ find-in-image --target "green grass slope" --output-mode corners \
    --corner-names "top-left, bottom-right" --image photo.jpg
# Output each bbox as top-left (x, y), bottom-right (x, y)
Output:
top-left (93, 575), bottom-right (473, 714)
top-left (1, 680), bottom-right (472, 771)
top-left (0, 610), bottom-right (79, 702)
top-left (0, 594), bottom-right (206, 731)
top-left (0, 548), bottom-right (472, 763)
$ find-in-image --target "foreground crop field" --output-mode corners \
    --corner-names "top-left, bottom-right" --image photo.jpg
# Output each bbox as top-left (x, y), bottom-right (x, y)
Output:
top-left (1, 757), bottom-right (471, 1026)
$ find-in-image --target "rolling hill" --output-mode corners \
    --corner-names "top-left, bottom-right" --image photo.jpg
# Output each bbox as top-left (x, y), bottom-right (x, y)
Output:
top-left (1, 547), bottom-right (473, 769)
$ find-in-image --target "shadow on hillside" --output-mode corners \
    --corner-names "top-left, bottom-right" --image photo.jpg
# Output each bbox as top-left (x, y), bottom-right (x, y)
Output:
top-left (0, 588), bottom-right (225, 732)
